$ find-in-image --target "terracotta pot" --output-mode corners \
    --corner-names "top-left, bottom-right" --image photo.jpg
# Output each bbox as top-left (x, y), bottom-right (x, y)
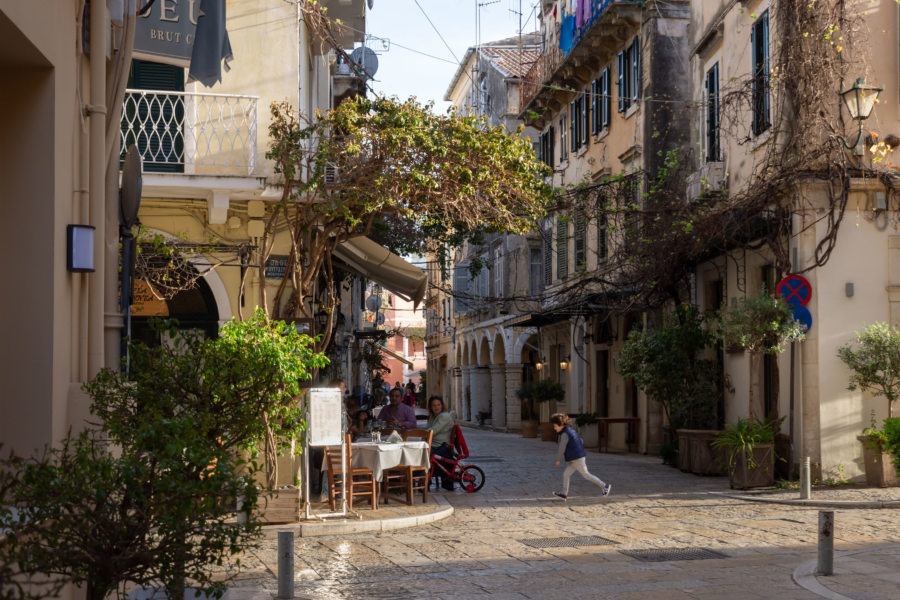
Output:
top-left (858, 436), bottom-right (900, 488)
top-left (521, 420), bottom-right (539, 438)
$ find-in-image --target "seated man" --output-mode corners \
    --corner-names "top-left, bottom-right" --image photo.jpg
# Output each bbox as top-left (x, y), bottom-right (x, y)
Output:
top-left (375, 387), bottom-right (416, 430)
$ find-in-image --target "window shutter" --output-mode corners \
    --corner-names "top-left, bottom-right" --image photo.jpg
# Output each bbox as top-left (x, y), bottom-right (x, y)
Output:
top-left (591, 79), bottom-right (599, 135)
top-left (549, 125), bottom-right (555, 167)
top-left (597, 215), bottom-right (608, 260)
top-left (706, 63), bottom-right (720, 162)
top-left (570, 101), bottom-right (577, 152)
top-left (574, 212), bottom-right (586, 269)
top-left (762, 14), bottom-right (770, 129)
top-left (581, 91), bottom-right (589, 145)
top-left (453, 264), bottom-right (471, 314)
top-left (530, 248), bottom-right (542, 295)
top-left (556, 218), bottom-right (569, 280)
top-left (602, 68), bottom-right (611, 127)
top-left (631, 37), bottom-right (640, 103)
top-left (126, 59), bottom-right (185, 173)
top-left (617, 51), bottom-right (625, 112)
top-left (543, 227), bottom-right (552, 285)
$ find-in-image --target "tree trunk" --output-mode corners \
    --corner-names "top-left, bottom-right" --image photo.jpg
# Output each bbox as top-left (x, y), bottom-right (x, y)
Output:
top-left (748, 352), bottom-right (760, 419)
top-left (264, 414), bottom-right (277, 489)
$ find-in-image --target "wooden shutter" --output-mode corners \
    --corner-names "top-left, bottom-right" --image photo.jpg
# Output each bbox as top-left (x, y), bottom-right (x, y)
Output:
top-left (126, 59), bottom-right (185, 173)
top-left (556, 217), bottom-right (569, 280)
top-left (601, 68), bottom-right (611, 127)
top-left (631, 38), bottom-right (641, 103)
top-left (591, 79), bottom-right (599, 135)
top-left (453, 264), bottom-right (471, 314)
top-left (574, 212), bottom-right (586, 269)
top-left (543, 227), bottom-right (552, 285)
top-left (617, 51), bottom-right (625, 112)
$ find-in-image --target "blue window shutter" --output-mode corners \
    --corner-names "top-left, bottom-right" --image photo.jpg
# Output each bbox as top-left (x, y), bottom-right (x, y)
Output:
top-left (617, 51), bottom-right (625, 112)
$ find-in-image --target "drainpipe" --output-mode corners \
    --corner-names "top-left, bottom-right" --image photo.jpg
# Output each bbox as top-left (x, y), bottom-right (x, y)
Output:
top-left (87, 0), bottom-right (107, 377)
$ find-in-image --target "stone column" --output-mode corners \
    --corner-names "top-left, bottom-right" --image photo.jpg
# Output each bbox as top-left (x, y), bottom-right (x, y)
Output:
top-left (461, 366), bottom-right (474, 422)
top-left (471, 366), bottom-right (492, 421)
top-left (505, 362), bottom-right (524, 431)
top-left (450, 367), bottom-right (461, 418)
top-left (489, 364), bottom-right (507, 427)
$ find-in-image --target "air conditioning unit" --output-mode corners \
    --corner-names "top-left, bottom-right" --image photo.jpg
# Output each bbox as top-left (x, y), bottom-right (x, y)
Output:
top-left (686, 162), bottom-right (726, 200)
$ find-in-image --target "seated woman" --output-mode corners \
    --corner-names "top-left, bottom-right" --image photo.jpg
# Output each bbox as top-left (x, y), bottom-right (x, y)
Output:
top-left (425, 395), bottom-right (455, 490)
top-left (348, 409), bottom-right (370, 441)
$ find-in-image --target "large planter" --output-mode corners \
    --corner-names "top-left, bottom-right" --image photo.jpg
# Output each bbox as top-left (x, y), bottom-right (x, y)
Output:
top-left (728, 444), bottom-right (774, 489)
top-left (541, 422), bottom-right (557, 442)
top-left (579, 423), bottom-right (599, 449)
top-left (259, 487), bottom-right (300, 524)
top-left (858, 436), bottom-right (900, 488)
top-left (677, 430), bottom-right (726, 476)
top-left (521, 420), bottom-right (539, 438)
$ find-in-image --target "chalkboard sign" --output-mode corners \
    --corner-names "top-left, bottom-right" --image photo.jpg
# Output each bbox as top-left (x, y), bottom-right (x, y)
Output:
top-left (308, 388), bottom-right (343, 446)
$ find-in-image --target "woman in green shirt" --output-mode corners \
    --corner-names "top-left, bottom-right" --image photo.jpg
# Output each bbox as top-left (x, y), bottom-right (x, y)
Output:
top-left (426, 395), bottom-right (455, 490)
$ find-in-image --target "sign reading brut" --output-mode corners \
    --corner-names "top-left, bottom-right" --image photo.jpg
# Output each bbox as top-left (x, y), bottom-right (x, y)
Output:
top-left (134, 0), bottom-right (202, 67)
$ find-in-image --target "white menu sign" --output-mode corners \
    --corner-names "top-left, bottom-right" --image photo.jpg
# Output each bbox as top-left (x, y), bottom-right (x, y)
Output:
top-left (308, 388), bottom-right (343, 446)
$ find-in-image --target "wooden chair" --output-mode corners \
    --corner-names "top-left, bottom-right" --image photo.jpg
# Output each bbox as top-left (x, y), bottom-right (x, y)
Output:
top-left (324, 435), bottom-right (378, 510)
top-left (383, 429), bottom-right (432, 505)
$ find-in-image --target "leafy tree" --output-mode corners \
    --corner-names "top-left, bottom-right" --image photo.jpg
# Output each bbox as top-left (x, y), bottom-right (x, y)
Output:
top-left (0, 430), bottom-right (258, 600)
top-left (259, 96), bottom-right (553, 348)
top-left (516, 379), bottom-right (565, 422)
top-left (617, 304), bottom-right (725, 431)
top-left (86, 309), bottom-right (328, 489)
top-left (713, 293), bottom-right (804, 421)
top-left (837, 322), bottom-right (900, 419)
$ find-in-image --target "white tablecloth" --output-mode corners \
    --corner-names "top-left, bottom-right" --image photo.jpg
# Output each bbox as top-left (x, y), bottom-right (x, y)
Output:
top-left (350, 441), bottom-right (429, 481)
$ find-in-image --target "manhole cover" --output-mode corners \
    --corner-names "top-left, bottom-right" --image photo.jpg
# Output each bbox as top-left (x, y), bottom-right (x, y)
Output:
top-left (520, 535), bottom-right (617, 548)
top-left (620, 548), bottom-right (726, 562)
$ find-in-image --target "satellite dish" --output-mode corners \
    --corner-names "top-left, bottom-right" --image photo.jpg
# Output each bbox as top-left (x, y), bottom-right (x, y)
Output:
top-left (365, 295), bottom-right (382, 312)
top-left (120, 145), bottom-right (143, 228)
top-left (375, 312), bottom-right (385, 326)
top-left (350, 46), bottom-right (378, 78)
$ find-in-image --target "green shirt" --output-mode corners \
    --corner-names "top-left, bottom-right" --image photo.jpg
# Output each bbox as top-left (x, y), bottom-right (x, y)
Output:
top-left (426, 411), bottom-right (454, 445)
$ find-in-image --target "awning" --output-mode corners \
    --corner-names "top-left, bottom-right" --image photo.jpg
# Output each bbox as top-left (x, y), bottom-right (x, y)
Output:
top-left (376, 344), bottom-right (414, 367)
top-left (333, 237), bottom-right (427, 307)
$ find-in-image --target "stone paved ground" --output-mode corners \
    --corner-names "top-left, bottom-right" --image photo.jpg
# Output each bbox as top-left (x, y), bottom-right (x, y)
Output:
top-left (228, 429), bottom-right (900, 600)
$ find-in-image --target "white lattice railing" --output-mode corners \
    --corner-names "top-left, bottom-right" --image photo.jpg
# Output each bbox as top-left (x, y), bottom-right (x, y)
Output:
top-left (120, 89), bottom-right (258, 175)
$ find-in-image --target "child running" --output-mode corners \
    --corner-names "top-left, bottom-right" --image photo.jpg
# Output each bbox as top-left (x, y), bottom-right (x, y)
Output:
top-left (550, 413), bottom-right (612, 500)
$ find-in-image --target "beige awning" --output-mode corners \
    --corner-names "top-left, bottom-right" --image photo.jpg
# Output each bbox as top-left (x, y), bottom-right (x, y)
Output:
top-left (333, 236), bottom-right (427, 306)
top-left (376, 343), bottom-right (414, 367)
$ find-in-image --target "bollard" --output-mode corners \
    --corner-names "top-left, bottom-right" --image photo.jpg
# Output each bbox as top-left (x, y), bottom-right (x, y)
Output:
top-left (800, 457), bottom-right (811, 500)
top-left (817, 510), bottom-right (834, 576)
top-left (277, 531), bottom-right (294, 599)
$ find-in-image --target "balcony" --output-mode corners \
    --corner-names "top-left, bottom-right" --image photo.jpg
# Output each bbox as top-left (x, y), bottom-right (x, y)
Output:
top-left (520, 0), bottom-right (641, 124)
top-left (120, 89), bottom-right (258, 176)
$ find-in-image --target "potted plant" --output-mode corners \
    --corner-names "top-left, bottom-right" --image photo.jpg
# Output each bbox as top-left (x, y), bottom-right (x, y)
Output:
top-left (517, 379), bottom-right (565, 440)
top-left (711, 417), bottom-right (775, 489)
top-left (618, 305), bottom-right (728, 472)
top-left (575, 412), bottom-right (600, 448)
top-left (516, 381), bottom-right (540, 438)
top-left (838, 322), bottom-right (900, 487)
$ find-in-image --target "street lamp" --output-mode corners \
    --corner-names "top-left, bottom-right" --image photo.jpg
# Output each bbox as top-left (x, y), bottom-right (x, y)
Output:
top-left (559, 356), bottom-right (569, 371)
top-left (839, 77), bottom-right (882, 157)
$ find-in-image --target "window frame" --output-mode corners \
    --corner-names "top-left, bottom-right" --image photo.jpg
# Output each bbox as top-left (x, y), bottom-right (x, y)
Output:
top-left (751, 12), bottom-right (770, 135)
top-left (706, 62), bottom-right (721, 162)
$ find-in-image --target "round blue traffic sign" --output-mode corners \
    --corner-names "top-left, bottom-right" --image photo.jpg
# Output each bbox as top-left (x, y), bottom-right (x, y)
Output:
top-left (792, 304), bottom-right (812, 333)
top-left (777, 274), bottom-right (812, 307)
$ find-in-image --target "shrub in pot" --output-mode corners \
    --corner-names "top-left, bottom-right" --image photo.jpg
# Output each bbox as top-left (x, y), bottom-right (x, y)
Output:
top-left (575, 412), bottom-right (600, 448)
top-left (517, 379), bottom-right (564, 440)
top-left (712, 417), bottom-right (775, 489)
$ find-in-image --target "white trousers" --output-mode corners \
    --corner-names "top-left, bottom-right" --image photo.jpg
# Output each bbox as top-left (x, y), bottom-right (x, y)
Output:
top-left (561, 457), bottom-right (606, 495)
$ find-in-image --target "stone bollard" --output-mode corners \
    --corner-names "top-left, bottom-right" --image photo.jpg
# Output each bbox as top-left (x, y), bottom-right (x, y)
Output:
top-left (800, 457), bottom-right (811, 500)
top-left (817, 510), bottom-right (834, 576)
top-left (277, 531), bottom-right (294, 599)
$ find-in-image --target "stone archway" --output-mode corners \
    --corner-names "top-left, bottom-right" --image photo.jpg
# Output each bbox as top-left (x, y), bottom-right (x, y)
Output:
top-left (490, 331), bottom-right (507, 427)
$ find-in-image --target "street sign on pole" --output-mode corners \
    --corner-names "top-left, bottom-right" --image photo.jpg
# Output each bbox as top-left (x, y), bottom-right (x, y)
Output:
top-left (776, 274), bottom-right (812, 307)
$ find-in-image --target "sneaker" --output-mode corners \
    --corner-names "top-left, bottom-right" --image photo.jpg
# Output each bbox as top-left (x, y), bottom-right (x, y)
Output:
top-left (602, 484), bottom-right (612, 497)
top-left (553, 491), bottom-right (568, 500)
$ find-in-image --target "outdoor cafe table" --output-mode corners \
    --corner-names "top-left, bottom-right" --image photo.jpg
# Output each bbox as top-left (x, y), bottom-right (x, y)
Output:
top-left (347, 439), bottom-right (429, 481)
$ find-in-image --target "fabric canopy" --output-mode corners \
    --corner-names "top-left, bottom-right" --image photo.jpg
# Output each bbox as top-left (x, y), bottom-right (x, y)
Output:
top-left (333, 237), bottom-right (427, 306)
top-left (376, 344), bottom-right (414, 367)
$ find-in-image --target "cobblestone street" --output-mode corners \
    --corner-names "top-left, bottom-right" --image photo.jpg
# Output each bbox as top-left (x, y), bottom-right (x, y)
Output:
top-left (231, 429), bottom-right (900, 600)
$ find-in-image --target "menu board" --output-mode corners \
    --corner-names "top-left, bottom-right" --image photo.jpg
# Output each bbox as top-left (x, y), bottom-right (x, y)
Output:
top-left (308, 388), bottom-right (343, 446)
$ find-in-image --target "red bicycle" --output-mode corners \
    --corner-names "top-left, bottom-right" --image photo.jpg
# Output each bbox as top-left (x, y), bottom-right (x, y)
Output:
top-left (428, 425), bottom-right (485, 493)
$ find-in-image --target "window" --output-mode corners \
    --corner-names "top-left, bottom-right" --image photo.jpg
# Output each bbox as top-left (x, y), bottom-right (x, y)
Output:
top-left (592, 68), bottom-right (611, 133)
top-left (570, 91), bottom-right (589, 152)
top-left (617, 37), bottom-right (641, 112)
top-left (580, 90), bottom-right (589, 147)
top-left (452, 264), bottom-right (471, 314)
top-left (530, 248), bottom-right (543, 295)
top-left (706, 62), bottom-right (721, 162)
top-left (574, 212), bottom-right (586, 270)
top-left (477, 254), bottom-right (489, 298)
top-left (539, 126), bottom-right (555, 168)
top-left (559, 114), bottom-right (568, 162)
top-left (492, 247), bottom-right (504, 297)
top-left (556, 217), bottom-right (569, 280)
top-left (597, 215), bottom-right (608, 261)
top-left (623, 177), bottom-right (641, 253)
top-left (751, 12), bottom-right (770, 135)
top-left (124, 59), bottom-right (185, 173)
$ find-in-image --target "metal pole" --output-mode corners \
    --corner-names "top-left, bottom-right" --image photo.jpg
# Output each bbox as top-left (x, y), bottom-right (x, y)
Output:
top-left (800, 456), bottom-right (811, 500)
top-left (817, 510), bottom-right (834, 576)
top-left (277, 531), bottom-right (294, 599)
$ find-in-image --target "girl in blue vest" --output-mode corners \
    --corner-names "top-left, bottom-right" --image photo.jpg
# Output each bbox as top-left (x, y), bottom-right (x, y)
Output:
top-left (551, 413), bottom-right (611, 500)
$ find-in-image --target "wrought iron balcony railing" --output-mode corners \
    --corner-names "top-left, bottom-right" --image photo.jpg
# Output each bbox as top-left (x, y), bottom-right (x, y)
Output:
top-left (120, 89), bottom-right (258, 175)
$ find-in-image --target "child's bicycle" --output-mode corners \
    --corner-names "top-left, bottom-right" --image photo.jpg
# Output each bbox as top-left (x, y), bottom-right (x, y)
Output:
top-left (429, 425), bottom-right (485, 493)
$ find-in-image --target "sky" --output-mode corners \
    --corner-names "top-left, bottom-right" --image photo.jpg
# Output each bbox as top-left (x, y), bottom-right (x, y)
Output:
top-left (364, 0), bottom-right (540, 112)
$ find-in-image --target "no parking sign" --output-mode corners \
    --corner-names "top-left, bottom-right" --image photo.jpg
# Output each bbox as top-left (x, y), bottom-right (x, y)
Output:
top-left (776, 274), bottom-right (813, 332)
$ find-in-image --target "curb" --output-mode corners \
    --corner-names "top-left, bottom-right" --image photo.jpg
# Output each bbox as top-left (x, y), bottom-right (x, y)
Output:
top-left (792, 557), bottom-right (854, 600)
top-left (261, 495), bottom-right (454, 538)
top-left (714, 491), bottom-right (900, 509)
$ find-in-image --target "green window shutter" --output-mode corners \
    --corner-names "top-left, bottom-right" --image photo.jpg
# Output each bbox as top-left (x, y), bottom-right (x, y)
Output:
top-left (574, 212), bottom-right (586, 269)
top-left (557, 217), bottom-right (569, 280)
top-left (125, 59), bottom-right (185, 173)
